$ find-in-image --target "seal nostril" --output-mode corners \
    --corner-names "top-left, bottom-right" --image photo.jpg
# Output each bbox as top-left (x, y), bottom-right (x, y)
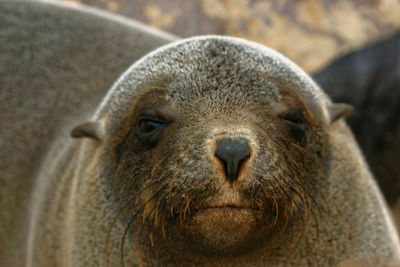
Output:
top-left (215, 138), bottom-right (250, 182)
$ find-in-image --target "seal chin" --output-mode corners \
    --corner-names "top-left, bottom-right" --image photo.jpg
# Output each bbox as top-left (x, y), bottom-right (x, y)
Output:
top-left (183, 204), bottom-right (261, 254)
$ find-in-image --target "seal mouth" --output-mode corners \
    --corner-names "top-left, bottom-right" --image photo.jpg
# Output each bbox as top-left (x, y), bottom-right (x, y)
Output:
top-left (192, 205), bottom-right (259, 218)
top-left (188, 188), bottom-right (260, 220)
top-left (196, 205), bottom-right (256, 211)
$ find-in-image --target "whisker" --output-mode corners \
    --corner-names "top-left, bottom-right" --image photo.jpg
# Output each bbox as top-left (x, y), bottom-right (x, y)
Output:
top-left (105, 169), bottom-right (164, 267)
top-left (120, 182), bottom-right (168, 267)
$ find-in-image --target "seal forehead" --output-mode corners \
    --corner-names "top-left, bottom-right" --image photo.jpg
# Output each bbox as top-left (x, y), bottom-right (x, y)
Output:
top-left (97, 36), bottom-right (330, 122)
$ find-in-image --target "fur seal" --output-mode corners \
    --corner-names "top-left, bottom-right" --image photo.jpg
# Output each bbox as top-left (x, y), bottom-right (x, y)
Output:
top-left (1, 2), bottom-right (400, 266)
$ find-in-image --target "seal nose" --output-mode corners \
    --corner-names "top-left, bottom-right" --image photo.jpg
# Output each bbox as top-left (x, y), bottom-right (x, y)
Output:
top-left (215, 138), bottom-right (250, 183)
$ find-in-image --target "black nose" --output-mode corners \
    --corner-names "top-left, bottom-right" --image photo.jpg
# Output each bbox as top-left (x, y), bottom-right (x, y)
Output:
top-left (215, 138), bottom-right (250, 183)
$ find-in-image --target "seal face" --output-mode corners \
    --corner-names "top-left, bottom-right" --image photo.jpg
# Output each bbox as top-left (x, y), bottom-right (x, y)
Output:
top-left (91, 37), bottom-right (330, 261)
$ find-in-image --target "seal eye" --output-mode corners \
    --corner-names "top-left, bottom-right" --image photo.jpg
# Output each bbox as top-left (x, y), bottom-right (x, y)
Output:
top-left (280, 110), bottom-right (305, 126)
top-left (139, 119), bottom-right (163, 133)
top-left (280, 111), bottom-right (306, 142)
top-left (282, 116), bottom-right (304, 126)
top-left (137, 115), bottom-right (168, 145)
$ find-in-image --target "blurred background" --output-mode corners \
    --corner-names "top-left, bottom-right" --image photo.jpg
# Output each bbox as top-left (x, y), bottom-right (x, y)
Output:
top-left (55, 0), bottom-right (400, 228)
top-left (56, 0), bottom-right (400, 73)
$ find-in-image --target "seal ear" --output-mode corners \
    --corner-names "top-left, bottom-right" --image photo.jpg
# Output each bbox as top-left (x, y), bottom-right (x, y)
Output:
top-left (327, 103), bottom-right (354, 123)
top-left (71, 121), bottom-right (104, 141)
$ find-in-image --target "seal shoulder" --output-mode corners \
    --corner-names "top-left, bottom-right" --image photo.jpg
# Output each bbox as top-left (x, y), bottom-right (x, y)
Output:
top-left (0, 1), bottom-right (176, 266)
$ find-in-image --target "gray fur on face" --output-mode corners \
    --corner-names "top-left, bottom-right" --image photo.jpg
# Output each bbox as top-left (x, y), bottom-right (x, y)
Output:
top-left (97, 36), bottom-right (330, 125)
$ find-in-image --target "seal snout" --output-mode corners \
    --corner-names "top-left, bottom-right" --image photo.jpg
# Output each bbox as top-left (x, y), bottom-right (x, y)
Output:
top-left (215, 138), bottom-right (250, 183)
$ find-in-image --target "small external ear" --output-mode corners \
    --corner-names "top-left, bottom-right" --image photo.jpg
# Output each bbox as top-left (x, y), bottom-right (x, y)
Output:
top-left (70, 121), bottom-right (104, 141)
top-left (327, 103), bottom-right (354, 123)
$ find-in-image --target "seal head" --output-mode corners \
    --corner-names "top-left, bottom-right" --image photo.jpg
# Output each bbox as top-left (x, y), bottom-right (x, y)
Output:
top-left (72, 36), bottom-right (354, 263)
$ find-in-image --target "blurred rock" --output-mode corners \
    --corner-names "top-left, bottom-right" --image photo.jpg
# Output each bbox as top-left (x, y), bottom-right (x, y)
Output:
top-left (59, 0), bottom-right (400, 73)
